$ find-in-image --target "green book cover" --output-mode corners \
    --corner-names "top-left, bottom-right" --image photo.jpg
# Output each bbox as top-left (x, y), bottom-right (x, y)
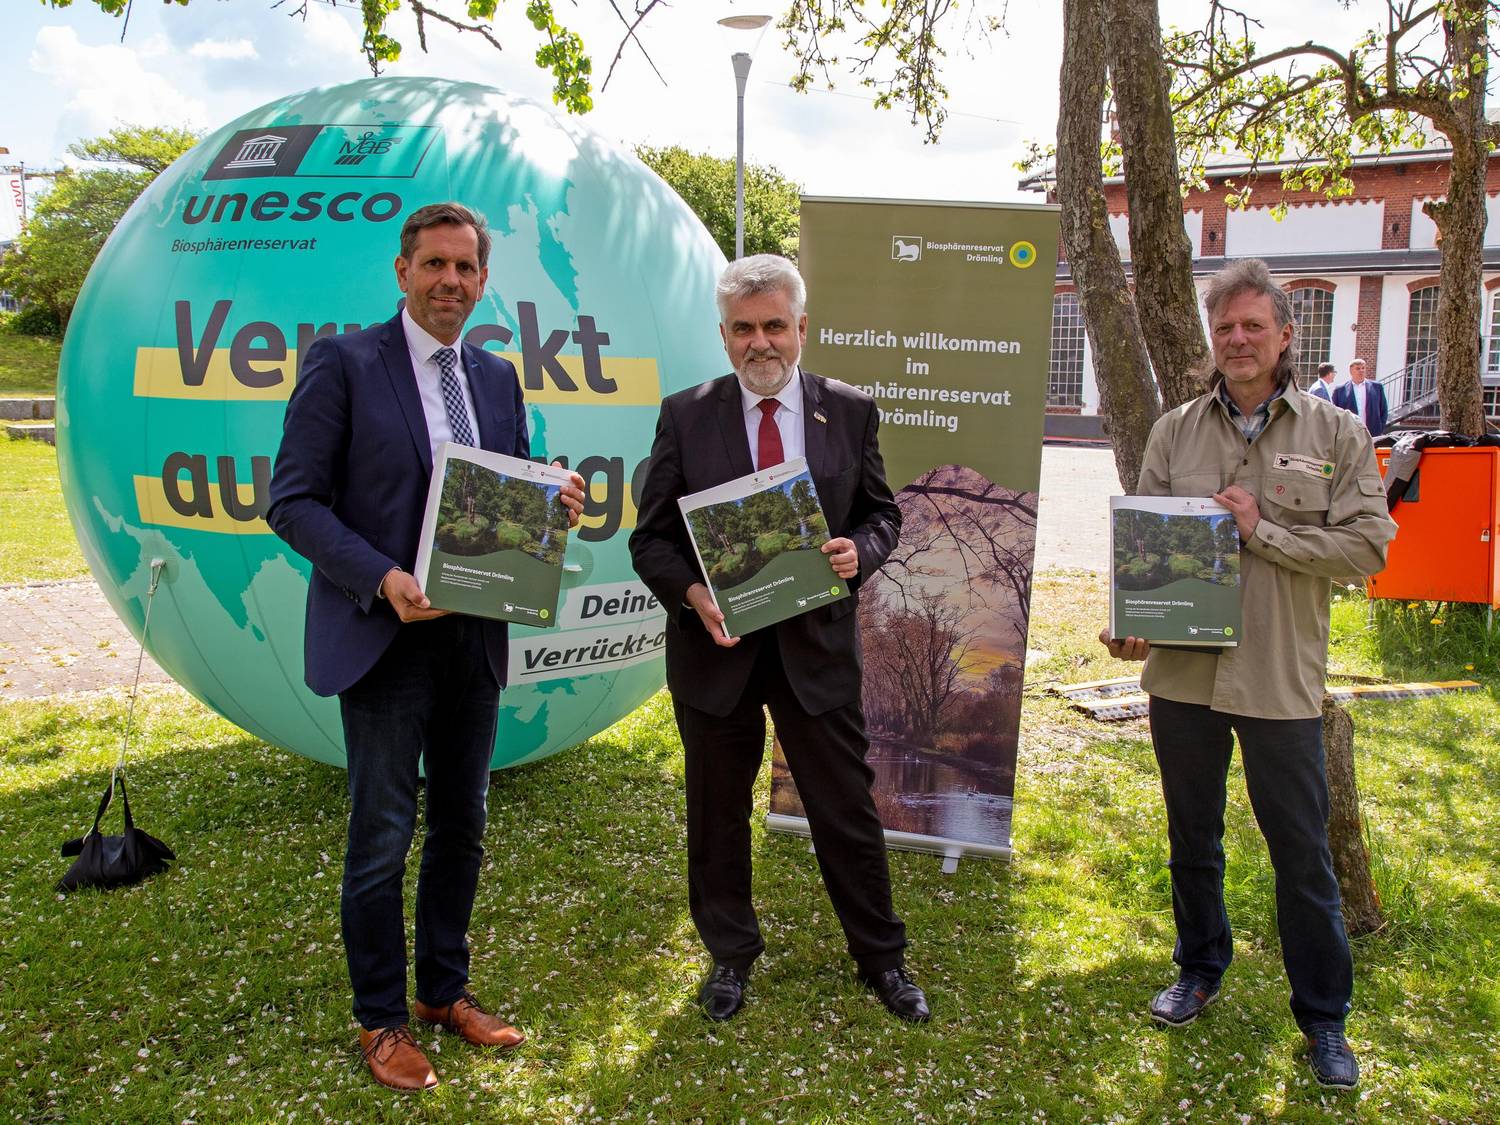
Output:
top-left (413, 443), bottom-right (572, 628)
top-left (678, 458), bottom-right (849, 639)
top-left (1109, 496), bottom-right (1241, 647)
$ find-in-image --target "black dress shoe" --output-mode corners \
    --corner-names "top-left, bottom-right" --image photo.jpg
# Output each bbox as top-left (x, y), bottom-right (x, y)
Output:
top-left (861, 967), bottom-right (931, 1023)
top-left (696, 964), bottom-right (748, 1021)
top-left (1149, 973), bottom-right (1220, 1027)
top-left (1303, 1023), bottom-right (1359, 1089)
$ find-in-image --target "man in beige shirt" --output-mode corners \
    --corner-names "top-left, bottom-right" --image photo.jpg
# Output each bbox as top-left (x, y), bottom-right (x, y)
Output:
top-left (1101, 259), bottom-right (1396, 1090)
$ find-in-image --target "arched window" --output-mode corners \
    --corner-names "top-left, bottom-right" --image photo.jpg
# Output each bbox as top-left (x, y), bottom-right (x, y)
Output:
top-left (1406, 285), bottom-right (1440, 403)
top-left (1287, 287), bottom-right (1334, 388)
top-left (1049, 292), bottom-right (1085, 407)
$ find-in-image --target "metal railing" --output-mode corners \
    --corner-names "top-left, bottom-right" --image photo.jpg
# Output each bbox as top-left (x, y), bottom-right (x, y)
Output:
top-left (1379, 352), bottom-right (1439, 424)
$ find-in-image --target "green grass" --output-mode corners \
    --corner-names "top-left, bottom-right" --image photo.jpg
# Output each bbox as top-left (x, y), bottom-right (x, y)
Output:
top-left (1, 571), bottom-right (1495, 1122)
top-left (0, 439), bottom-right (87, 584)
top-left (0, 331), bottom-right (60, 397)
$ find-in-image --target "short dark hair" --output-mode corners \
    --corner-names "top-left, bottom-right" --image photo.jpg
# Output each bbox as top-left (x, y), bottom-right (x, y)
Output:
top-left (1317, 362), bottom-right (1336, 377)
top-left (399, 202), bottom-right (492, 266)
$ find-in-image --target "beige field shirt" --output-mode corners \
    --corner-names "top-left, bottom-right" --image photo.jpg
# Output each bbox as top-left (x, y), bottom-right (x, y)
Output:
top-left (1137, 383), bottom-right (1397, 719)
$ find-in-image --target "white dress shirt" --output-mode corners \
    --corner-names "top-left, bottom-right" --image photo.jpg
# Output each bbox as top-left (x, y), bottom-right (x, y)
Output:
top-left (1351, 379), bottom-right (1369, 424)
top-left (402, 308), bottom-right (481, 461)
top-left (739, 366), bottom-right (806, 471)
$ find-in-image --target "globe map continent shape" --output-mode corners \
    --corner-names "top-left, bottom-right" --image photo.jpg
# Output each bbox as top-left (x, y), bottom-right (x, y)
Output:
top-left (57, 77), bottom-right (727, 769)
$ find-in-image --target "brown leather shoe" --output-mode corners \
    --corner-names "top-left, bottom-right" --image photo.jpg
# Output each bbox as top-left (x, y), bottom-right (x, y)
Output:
top-left (413, 989), bottom-right (526, 1049)
top-left (358, 1025), bottom-right (438, 1092)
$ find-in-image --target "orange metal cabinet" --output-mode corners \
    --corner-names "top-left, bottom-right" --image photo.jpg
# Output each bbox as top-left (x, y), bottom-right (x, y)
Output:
top-left (1368, 446), bottom-right (1500, 607)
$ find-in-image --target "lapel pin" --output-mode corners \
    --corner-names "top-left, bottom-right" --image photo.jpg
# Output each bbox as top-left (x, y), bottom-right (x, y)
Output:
top-left (814, 410), bottom-right (828, 424)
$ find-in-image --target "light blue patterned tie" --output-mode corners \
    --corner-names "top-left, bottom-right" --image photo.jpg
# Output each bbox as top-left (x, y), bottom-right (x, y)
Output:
top-left (433, 346), bottom-right (476, 446)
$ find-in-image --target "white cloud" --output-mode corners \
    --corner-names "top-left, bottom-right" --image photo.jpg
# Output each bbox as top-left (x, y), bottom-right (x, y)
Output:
top-left (30, 25), bottom-right (207, 138)
top-left (189, 37), bottom-right (258, 61)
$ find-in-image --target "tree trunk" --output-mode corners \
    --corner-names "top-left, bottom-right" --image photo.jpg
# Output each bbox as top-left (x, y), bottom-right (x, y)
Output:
top-left (1057, 0), bottom-right (1162, 491)
top-left (1427, 4), bottom-right (1490, 437)
top-left (1321, 693), bottom-right (1384, 936)
top-left (1102, 0), bottom-right (1210, 410)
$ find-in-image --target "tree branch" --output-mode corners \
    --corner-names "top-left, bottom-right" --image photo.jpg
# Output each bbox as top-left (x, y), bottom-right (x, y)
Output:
top-left (601, 0), bottom-right (666, 92)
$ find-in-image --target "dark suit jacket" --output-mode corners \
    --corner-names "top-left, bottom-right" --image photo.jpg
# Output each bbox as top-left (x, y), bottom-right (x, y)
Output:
top-left (268, 314), bottom-right (529, 697)
top-left (1332, 380), bottom-right (1388, 436)
top-left (629, 371), bottom-right (901, 718)
top-left (1308, 380), bottom-right (1333, 402)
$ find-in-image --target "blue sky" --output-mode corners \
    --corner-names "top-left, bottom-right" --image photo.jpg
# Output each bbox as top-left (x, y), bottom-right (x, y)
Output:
top-left (6, 2), bottom-right (1372, 201)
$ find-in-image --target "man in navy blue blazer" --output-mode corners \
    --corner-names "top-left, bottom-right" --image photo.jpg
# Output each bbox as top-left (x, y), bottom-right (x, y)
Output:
top-left (1308, 362), bottom-right (1337, 401)
top-left (268, 202), bottom-right (582, 1092)
top-left (1332, 358), bottom-right (1388, 436)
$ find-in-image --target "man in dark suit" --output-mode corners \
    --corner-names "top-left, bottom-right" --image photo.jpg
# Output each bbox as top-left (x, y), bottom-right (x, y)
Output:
top-left (1332, 358), bottom-right (1388, 435)
top-left (1308, 362), bottom-right (1336, 401)
top-left (268, 202), bottom-right (583, 1092)
top-left (629, 255), bottom-right (929, 1024)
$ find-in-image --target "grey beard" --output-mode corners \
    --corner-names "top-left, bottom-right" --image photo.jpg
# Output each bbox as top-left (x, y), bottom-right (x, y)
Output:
top-left (735, 357), bottom-right (794, 397)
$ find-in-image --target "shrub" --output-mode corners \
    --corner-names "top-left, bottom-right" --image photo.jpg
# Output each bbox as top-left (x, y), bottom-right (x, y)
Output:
top-left (7, 303), bottom-right (62, 338)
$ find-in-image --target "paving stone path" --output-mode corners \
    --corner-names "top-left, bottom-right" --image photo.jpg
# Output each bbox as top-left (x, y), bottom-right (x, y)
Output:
top-left (0, 445), bottom-right (1119, 700)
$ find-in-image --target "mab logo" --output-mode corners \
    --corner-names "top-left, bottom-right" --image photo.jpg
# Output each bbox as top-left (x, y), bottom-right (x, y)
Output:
top-left (334, 130), bottom-right (405, 167)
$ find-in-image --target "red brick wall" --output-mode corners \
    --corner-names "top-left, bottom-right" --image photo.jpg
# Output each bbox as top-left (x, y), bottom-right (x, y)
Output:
top-left (1354, 276), bottom-right (1384, 369)
top-left (1102, 157), bottom-right (1500, 256)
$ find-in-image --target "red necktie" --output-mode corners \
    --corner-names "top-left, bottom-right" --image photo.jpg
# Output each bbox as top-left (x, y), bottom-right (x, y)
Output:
top-left (756, 399), bottom-right (784, 470)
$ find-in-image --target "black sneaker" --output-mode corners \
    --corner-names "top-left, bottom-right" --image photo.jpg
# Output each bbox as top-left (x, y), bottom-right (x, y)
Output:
top-left (1148, 974), bottom-right (1221, 1027)
top-left (1304, 1023), bottom-right (1359, 1089)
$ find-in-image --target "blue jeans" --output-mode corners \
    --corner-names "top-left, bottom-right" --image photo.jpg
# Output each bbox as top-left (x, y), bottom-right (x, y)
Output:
top-left (338, 616), bottom-right (499, 1031)
top-left (1148, 695), bottom-right (1352, 1029)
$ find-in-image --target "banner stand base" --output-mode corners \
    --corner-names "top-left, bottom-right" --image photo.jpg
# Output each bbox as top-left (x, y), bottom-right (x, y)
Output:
top-left (766, 813), bottom-right (1011, 872)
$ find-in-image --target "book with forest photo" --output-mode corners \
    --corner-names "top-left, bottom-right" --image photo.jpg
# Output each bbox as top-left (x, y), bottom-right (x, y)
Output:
top-left (1109, 496), bottom-right (1241, 647)
top-left (678, 457), bottom-right (847, 638)
top-left (412, 443), bottom-right (573, 627)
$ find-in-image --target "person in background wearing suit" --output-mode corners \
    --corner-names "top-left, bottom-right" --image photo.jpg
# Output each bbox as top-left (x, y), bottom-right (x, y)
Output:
top-left (1308, 361), bottom-right (1337, 401)
top-left (268, 202), bottom-right (584, 1092)
top-left (628, 255), bottom-right (930, 1025)
top-left (1332, 358), bottom-right (1388, 436)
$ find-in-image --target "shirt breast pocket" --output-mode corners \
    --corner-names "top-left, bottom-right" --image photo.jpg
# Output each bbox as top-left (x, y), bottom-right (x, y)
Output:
top-left (1168, 470), bottom-right (1222, 498)
top-left (1262, 472), bottom-right (1331, 525)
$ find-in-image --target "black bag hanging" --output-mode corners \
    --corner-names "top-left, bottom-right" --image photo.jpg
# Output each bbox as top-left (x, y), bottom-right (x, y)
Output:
top-left (56, 773), bottom-right (174, 892)
top-left (57, 559), bottom-right (175, 893)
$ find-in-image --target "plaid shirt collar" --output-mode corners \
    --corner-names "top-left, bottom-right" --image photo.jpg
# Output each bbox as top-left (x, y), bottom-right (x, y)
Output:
top-left (1216, 380), bottom-right (1285, 443)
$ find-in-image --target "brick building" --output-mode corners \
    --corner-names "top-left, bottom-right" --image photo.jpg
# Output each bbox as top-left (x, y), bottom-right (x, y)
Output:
top-left (1023, 145), bottom-right (1500, 436)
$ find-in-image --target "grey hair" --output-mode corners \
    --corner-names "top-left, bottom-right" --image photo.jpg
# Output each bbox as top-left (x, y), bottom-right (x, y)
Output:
top-left (1202, 258), bottom-right (1298, 388)
top-left (716, 254), bottom-right (806, 322)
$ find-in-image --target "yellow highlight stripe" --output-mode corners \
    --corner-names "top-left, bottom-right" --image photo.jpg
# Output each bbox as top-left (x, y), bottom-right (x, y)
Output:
top-left (133, 473), bottom-right (635, 538)
top-left (135, 348), bottom-right (294, 401)
top-left (134, 475), bottom-right (272, 535)
top-left (580, 476), bottom-right (639, 536)
top-left (133, 347), bottom-right (661, 406)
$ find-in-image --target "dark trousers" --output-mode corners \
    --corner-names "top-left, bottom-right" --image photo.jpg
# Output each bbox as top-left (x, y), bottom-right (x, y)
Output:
top-left (338, 616), bottom-right (499, 1031)
top-left (674, 639), bottom-right (906, 976)
top-left (1149, 695), bottom-right (1353, 1029)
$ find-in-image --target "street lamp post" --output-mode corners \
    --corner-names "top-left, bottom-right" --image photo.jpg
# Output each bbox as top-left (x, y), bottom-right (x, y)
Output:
top-left (717, 14), bottom-right (772, 261)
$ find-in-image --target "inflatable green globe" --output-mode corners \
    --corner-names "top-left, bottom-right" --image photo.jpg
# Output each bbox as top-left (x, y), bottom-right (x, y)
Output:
top-left (58, 78), bottom-right (726, 768)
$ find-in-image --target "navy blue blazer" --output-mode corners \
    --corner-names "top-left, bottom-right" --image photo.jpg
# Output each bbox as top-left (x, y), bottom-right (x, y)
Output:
top-left (268, 314), bottom-right (529, 697)
top-left (1332, 379), bottom-right (1388, 437)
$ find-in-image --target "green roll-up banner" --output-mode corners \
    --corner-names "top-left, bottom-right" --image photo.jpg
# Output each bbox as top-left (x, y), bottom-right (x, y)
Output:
top-left (768, 197), bottom-right (1060, 862)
